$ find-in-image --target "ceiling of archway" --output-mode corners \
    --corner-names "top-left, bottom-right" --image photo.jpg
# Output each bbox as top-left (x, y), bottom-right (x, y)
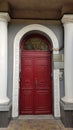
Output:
top-left (0, 0), bottom-right (73, 19)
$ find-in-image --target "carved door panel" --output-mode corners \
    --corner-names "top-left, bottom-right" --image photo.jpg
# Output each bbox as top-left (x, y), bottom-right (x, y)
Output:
top-left (19, 51), bottom-right (52, 114)
top-left (34, 52), bottom-right (52, 114)
top-left (19, 53), bottom-right (34, 114)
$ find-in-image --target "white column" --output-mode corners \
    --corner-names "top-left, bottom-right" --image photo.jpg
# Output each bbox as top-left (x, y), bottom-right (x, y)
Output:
top-left (0, 13), bottom-right (10, 104)
top-left (62, 15), bottom-right (73, 103)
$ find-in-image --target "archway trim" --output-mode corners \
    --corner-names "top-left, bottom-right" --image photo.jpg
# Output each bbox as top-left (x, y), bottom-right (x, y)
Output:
top-left (12, 24), bottom-right (60, 118)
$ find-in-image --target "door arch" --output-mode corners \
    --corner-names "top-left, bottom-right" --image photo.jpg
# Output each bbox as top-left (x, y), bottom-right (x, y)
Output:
top-left (12, 24), bottom-right (60, 118)
top-left (19, 33), bottom-right (52, 114)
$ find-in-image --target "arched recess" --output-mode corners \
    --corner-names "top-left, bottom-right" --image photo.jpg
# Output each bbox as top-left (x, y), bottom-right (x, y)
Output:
top-left (12, 24), bottom-right (60, 118)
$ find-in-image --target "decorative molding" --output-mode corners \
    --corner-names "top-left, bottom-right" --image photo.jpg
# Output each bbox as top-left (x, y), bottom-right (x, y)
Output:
top-left (54, 62), bottom-right (64, 69)
top-left (62, 15), bottom-right (73, 24)
top-left (61, 100), bottom-right (73, 110)
top-left (0, 98), bottom-right (10, 104)
top-left (11, 19), bottom-right (61, 25)
top-left (53, 69), bottom-right (60, 117)
top-left (0, 12), bottom-right (10, 22)
top-left (53, 54), bottom-right (64, 62)
top-left (12, 24), bottom-right (60, 118)
top-left (62, 97), bottom-right (73, 103)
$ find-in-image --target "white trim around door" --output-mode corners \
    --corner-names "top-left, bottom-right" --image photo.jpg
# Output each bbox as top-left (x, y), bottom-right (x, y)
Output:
top-left (12, 24), bottom-right (60, 118)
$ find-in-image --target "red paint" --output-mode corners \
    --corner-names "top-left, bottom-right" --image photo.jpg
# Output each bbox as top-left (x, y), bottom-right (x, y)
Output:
top-left (19, 34), bottom-right (52, 115)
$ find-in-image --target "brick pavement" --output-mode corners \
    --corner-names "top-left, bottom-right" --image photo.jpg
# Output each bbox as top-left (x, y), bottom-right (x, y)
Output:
top-left (0, 118), bottom-right (73, 130)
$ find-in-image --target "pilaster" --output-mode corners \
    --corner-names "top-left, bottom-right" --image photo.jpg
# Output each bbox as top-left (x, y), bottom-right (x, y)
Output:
top-left (0, 13), bottom-right (10, 104)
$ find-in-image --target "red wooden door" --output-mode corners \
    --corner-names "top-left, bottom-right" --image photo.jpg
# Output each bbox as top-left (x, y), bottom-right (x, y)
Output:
top-left (19, 51), bottom-right (52, 114)
top-left (34, 52), bottom-right (52, 114)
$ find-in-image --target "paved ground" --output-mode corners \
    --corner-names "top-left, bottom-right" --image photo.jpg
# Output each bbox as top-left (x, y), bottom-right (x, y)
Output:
top-left (0, 117), bottom-right (73, 130)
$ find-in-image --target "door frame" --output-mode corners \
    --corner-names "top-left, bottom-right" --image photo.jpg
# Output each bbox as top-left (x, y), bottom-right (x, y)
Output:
top-left (12, 24), bottom-right (60, 118)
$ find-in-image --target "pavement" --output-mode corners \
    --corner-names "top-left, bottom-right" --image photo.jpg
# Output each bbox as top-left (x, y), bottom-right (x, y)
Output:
top-left (0, 117), bottom-right (73, 130)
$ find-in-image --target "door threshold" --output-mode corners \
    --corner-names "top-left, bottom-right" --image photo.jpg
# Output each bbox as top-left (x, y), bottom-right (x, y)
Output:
top-left (19, 115), bottom-right (54, 120)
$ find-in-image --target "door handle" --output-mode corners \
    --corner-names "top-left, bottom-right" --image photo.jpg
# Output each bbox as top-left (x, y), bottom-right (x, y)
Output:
top-left (35, 79), bottom-right (38, 87)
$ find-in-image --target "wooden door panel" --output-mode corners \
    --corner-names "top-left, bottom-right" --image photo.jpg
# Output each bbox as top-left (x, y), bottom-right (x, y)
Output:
top-left (35, 57), bottom-right (50, 65)
top-left (35, 90), bottom-right (52, 114)
top-left (35, 65), bottom-right (51, 89)
top-left (19, 90), bottom-right (33, 114)
top-left (19, 56), bottom-right (34, 114)
top-left (21, 66), bottom-right (33, 89)
top-left (21, 57), bottom-right (33, 66)
top-left (34, 58), bottom-right (51, 89)
top-left (34, 55), bottom-right (52, 114)
top-left (20, 56), bottom-right (33, 90)
top-left (19, 51), bottom-right (52, 114)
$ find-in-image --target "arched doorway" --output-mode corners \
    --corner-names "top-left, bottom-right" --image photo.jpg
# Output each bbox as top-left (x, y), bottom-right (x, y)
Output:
top-left (19, 33), bottom-right (52, 114)
top-left (12, 24), bottom-right (60, 118)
